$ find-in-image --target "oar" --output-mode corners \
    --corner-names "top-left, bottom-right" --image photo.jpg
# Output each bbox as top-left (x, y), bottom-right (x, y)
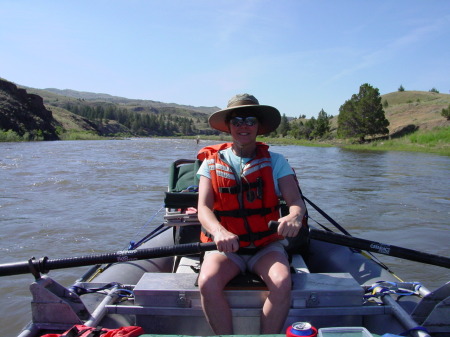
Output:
top-left (269, 221), bottom-right (450, 269)
top-left (0, 242), bottom-right (217, 277)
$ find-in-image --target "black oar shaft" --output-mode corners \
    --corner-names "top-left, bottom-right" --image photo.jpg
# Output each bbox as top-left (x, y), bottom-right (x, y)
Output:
top-left (267, 221), bottom-right (449, 269)
top-left (0, 242), bottom-right (217, 277)
top-left (309, 228), bottom-right (450, 269)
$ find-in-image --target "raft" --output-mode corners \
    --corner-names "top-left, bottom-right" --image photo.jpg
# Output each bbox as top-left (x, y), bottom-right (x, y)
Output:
top-left (2, 159), bottom-right (448, 337)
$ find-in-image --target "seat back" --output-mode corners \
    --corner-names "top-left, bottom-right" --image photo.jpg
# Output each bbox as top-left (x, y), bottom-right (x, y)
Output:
top-left (168, 159), bottom-right (202, 193)
top-left (165, 159), bottom-right (202, 209)
top-left (164, 159), bottom-right (202, 246)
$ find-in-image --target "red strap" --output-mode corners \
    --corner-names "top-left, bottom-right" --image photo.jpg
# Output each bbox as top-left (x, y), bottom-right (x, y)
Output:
top-left (41, 325), bottom-right (145, 337)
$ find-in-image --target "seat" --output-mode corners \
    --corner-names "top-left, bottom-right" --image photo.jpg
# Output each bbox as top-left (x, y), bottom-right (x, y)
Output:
top-left (164, 158), bottom-right (201, 209)
top-left (164, 159), bottom-right (203, 272)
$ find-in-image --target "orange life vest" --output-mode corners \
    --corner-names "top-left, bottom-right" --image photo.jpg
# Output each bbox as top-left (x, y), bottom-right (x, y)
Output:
top-left (197, 142), bottom-right (283, 248)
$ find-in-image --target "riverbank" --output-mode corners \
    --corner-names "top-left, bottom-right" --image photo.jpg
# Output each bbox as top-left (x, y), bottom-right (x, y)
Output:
top-left (193, 125), bottom-right (450, 156)
top-left (339, 126), bottom-right (450, 156)
top-left (2, 126), bottom-right (449, 156)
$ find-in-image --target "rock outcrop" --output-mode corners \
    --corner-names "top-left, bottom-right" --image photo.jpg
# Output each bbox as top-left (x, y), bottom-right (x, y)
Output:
top-left (0, 78), bottom-right (59, 140)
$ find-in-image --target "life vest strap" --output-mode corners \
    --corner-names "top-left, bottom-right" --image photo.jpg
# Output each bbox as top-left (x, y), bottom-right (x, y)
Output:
top-left (218, 179), bottom-right (263, 194)
top-left (237, 230), bottom-right (275, 244)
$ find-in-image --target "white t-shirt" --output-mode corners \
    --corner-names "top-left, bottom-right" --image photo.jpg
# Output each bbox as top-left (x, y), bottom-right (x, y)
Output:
top-left (197, 147), bottom-right (294, 196)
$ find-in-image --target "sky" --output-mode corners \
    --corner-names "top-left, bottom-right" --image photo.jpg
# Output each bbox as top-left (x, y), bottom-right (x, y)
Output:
top-left (1, 0), bottom-right (449, 118)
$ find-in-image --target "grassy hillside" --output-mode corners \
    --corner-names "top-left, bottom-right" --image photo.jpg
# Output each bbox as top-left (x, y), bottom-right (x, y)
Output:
top-left (45, 105), bottom-right (98, 132)
top-left (25, 87), bottom-right (219, 115)
top-left (22, 86), bottom-right (217, 135)
top-left (330, 90), bottom-right (450, 135)
top-left (322, 90), bottom-right (450, 155)
top-left (382, 91), bottom-right (449, 132)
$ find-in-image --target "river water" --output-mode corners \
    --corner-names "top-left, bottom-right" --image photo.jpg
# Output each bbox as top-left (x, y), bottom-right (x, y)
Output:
top-left (0, 138), bottom-right (449, 336)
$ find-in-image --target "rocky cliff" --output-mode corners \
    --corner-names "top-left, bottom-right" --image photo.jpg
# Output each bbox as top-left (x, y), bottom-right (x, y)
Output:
top-left (0, 78), bottom-right (59, 140)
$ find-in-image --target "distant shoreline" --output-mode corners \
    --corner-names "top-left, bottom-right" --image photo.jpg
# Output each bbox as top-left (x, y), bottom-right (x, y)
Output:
top-left (188, 125), bottom-right (450, 156)
top-left (2, 125), bottom-right (449, 156)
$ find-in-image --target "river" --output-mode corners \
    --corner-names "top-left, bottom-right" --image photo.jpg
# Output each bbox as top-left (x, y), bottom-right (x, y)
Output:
top-left (0, 138), bottom-right (449, 337)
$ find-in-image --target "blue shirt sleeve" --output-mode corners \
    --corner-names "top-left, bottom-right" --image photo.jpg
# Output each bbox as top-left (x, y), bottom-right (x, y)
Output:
top-left (197, 159), bottom-right (210, 179)
top-left (270, 151), bottom-right (294, 180)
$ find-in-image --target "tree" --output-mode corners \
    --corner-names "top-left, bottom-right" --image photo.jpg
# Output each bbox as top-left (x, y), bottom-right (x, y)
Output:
top-left (398, 85), bottom-right (405, 92)
top-left (429, 87), bottom-right (439, 93)
top-left (304, 118), bottom-right (316, 139)
top-left (277, 113), bottom-right (290, 137)
top-left (337, 83), bottom-right (390, 142)
top-left (312, 109), bottom-right (331, 138)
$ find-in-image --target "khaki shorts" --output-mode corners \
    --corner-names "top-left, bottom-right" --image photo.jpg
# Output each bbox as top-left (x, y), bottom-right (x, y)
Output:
top-left (204, 241), bottom-right (288, 274)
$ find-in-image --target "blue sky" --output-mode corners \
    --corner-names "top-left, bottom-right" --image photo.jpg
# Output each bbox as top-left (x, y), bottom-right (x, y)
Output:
top-left (1, 0), bottom-right (449, 118)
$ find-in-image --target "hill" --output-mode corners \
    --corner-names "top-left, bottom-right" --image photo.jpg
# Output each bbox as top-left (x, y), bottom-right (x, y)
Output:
top-left (1, 76), bottom-right (449, 141)
top-left (329, 91), bottom-right (449, 137)
top-left (31, 87), bottom-right (450, 138)
top-left (1, 78), bottom-right (222, 139)
top-left (25, 87), bottom-right (219, 115)
top-left (382, 91), bottom-right (449, 134)
top-left (23, 85), bottom-right (219, 137)
top-left (0, 78), bottom-right (59, 140)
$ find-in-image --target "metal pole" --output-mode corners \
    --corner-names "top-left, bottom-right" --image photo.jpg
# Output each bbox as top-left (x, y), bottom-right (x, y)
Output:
top-left (381, 294), bottom-right (430, 337)
top-left (84, 285), bottom-right (120, 327)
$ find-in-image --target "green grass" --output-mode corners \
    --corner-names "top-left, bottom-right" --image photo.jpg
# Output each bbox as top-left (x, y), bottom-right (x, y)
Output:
top-left (58, 131), bottom-right (105, 141)
top-left (0, 130), bottom-right (47, 142)
top-left (409, 127), bottom-right (450, 145)
top-left (341, 126), bottom-right (450, 156)
top-left (1, 129), bottom-right (115, 142)
top-left (257, 136), bottom-right (333, 147)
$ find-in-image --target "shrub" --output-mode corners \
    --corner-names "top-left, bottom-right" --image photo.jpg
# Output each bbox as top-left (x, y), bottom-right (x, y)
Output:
top-left (441, 104), bottom-right (450, 120)
top-left (0, 129), bottom-right (23, 142)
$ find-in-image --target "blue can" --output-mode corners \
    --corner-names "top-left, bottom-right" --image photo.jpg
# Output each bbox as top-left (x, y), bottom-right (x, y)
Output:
top-left (286, 322), bottom-right (317, 337)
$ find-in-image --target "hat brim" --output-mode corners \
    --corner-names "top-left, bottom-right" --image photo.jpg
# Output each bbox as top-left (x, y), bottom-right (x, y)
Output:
top-left (209, 105), bottom-right (281, 135)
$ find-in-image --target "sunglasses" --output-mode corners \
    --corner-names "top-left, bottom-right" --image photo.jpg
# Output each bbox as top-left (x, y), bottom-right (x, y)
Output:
top-left (230, 116), bottom-right (258, 127)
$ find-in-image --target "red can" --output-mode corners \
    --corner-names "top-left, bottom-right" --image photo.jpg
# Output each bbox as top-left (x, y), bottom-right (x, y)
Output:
top-left (286, 322), bottom-right (318, 337)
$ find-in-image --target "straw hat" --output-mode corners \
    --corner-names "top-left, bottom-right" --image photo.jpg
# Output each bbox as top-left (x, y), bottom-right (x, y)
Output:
top-left (208, 94), bottom-right (281, 135)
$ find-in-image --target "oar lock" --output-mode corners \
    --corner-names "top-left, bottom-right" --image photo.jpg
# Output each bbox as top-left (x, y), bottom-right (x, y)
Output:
top-left (28, 256), bottom-right (49, 280)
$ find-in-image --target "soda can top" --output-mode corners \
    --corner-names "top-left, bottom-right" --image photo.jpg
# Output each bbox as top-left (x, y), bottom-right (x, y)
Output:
top-left (288, 322), bottom-right (317, 337)
top-left (292, 322), bottom-right (312, 331)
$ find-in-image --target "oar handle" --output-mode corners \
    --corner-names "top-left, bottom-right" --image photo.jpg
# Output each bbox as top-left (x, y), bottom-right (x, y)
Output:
top-left (268, 220), bottom-right (279, 232)
top-left (0, 242), bottom-right (217, 277)
top-left (268, 221), bottom-right (450, 269)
